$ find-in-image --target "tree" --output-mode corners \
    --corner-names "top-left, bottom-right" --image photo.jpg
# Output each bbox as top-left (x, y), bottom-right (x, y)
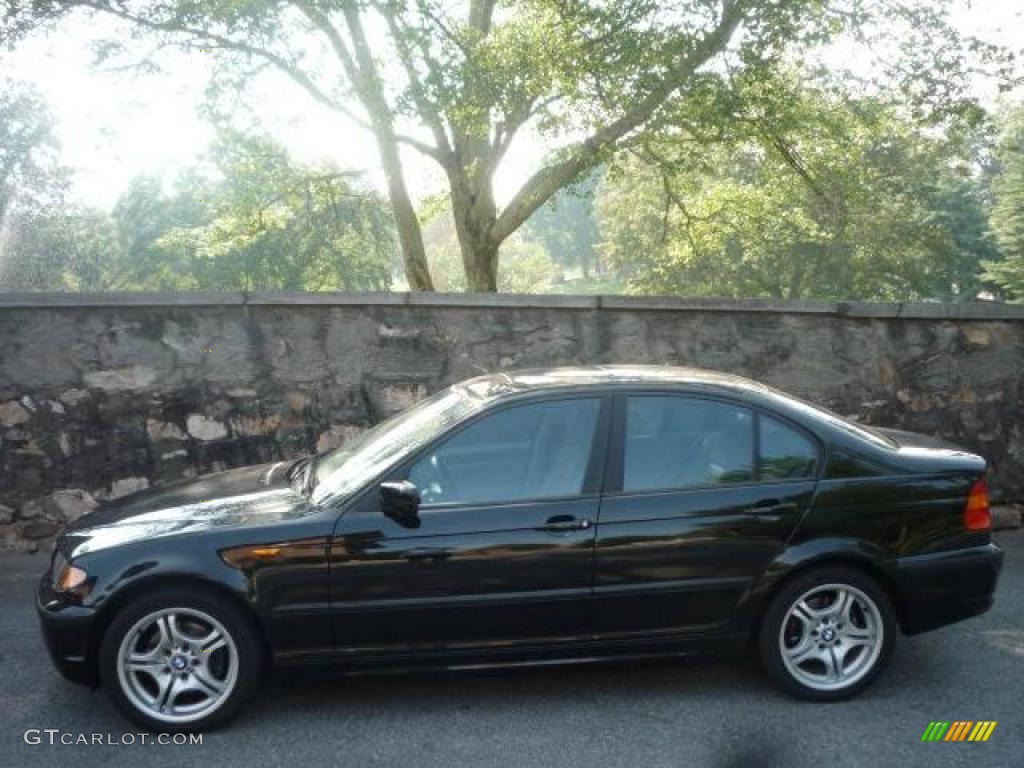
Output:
top-left (0, 130), bottom-right (397, 291)
top-left (420, 201), bottom-right (556, 292)
top-left (0, 77), bottom-right (66, 223)
top-left (598, 84), bottom-right (999, 301)
top-left (0, 207), bottom-right (119, 290)
top-left (3, 1), bottom-right (1010, 291)
top-left (110, 131), bottom-right (398, 291)
top-left (924, 175), bottom-right (1001, 301)
top-left (523, 168), bottom-right (602, 278)
top-left (111, 174), bottom-right (209, 282)
top-left (984, 108), bottom-right (1024, 300)
top-left (0, 78), bottom-right (80, 290)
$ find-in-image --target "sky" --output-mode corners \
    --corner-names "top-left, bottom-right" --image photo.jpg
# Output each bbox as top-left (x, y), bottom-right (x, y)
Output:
top-left (1, 1), bottom-right (1022, 212)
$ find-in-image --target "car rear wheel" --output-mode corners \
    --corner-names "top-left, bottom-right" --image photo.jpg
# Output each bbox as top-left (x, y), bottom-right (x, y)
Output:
top-left (99, 588), bottom-right (262, 732)
top-left (758, 566), bottom-right (896, 701)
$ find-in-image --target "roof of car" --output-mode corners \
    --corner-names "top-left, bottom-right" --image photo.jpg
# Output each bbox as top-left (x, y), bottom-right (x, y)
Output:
top-left (456, 365), bottom-right (772, 400)
top-left (455, 365), bottom-right (900, 452)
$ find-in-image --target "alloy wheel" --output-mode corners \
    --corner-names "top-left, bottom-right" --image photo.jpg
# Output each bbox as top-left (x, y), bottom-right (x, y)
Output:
top-left (778, 583), bottom-right (883, 692)
top-left (116, 607), bottom-right (239, 725)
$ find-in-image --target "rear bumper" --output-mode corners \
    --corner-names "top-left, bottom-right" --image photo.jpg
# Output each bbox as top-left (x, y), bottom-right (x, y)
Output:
top-left (37, 575), bottom-right (99, 687)
top-left (892, 543), bottom-right (1003, 635)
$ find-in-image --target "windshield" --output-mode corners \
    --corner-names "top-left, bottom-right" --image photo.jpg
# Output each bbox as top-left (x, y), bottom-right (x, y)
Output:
top-left (310, 385), bottom-right (484, 505)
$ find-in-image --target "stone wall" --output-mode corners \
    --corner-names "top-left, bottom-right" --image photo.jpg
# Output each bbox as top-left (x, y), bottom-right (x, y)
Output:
top-left (2, 292), bottom-right (1023, 552)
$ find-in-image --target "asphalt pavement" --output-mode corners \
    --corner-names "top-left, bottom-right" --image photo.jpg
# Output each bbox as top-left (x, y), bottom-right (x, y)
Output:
top-left (2, 532), bottom-right (1021, 768)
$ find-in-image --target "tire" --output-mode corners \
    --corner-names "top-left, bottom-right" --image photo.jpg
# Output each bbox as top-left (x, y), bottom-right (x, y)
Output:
top-left (99, 587), bottom-right (262, 732)
top-left (758, 565), bottom-right (896, 702)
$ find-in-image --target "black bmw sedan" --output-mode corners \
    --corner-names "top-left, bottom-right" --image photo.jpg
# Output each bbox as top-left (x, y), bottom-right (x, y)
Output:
top-left (38, 366), bottom-right (1002, 731)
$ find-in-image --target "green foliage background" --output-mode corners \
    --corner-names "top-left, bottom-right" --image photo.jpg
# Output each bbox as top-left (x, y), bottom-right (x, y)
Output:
top-left (598, 80), bottom-right (1002, 301)
top-left (1, 130), bottom-right (397, 292)
top-left (0, 2), bottom-right (1022, 300)
top-left (983, 108), bottom-right (1024, 299)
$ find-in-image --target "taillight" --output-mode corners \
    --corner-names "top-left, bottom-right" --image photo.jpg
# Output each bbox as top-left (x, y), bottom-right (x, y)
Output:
top-left (964, 477), bottom-right (990, 531)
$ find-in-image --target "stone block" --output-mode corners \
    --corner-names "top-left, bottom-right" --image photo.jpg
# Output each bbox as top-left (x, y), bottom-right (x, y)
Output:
top-left (83, 366), bottom-right (157, 391)
top-left (991, 505), bottom-right (1022, 530)
top-left (186, 414), bottom-right (228, 441)
top-left (0, 401), bottom-right (31, 426)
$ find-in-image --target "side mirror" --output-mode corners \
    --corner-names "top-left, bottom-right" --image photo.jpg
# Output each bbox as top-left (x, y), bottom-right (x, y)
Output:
top-left (380, 481), bottom-right (421, 528)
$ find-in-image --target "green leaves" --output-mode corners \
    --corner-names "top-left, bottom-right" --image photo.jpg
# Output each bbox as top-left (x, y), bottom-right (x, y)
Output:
top-left (0, 208), bottom-right (118, 291)
top-left (599, 81), bottom-right (1000, 301)
top-left (126, 130), bottom-right (398, 291)
top-left (0, 77), bottom-right (67, 220)
top-left (2, 1), bottom-right (1020, 291)
top-left (983, 108), bottom-right (1024, 300)
top-left (0, 128), bottom-right (397, 292)
top-left (523, 167), bottom-right (602, 276)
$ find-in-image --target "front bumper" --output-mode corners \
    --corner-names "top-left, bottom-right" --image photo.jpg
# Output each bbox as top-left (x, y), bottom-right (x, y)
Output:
top-left (893, 542), bottom-right (1003, 635)
top-left (37, 574), bottom-right (99, 687)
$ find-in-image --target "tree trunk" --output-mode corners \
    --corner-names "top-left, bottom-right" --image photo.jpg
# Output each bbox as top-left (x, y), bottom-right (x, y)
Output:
top-left (378, 138), bottom-right (433, 291)
top-left (462, 238), bottom-right (499, 291)
top-left (336, 5), bottom-right (434, 291)
top-left (449, 168), bottom-right (500, 291)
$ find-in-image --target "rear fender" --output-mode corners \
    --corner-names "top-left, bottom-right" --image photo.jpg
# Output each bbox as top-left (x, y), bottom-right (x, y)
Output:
top-left (735, 537), bottom-right (905, 633)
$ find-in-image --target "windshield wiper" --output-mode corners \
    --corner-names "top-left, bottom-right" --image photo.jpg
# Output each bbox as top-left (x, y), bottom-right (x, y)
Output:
top-left (286, 455), bottom-right (315, 497)
top-left (303, 453), bottom-right (320, 498)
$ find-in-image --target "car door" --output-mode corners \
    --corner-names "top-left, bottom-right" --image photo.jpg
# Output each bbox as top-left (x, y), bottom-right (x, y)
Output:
top-left (593, 392), bottom-right (820, 639)
top-left (329, 395), bottom-right (610, 655)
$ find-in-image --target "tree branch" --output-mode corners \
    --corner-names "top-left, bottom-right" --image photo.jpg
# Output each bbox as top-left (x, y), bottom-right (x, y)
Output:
top-left (491, 94), bottom-right (563, 163)
top-left (402, 2), bottom-right (468, 58)
top-left (74, 1), bottom-right (437, 158)
top-left (299, 3), bottom-right (443, 160)
top-left (490, 0), bottom-right (746, 245)
top-left (377, 2), bottom-right (453, 160)
top-left (762, 129), bottom-right (838, 213)
top-left (78, 3), bottom-right (343, 114)
top-left (468, 0), bottom-right (498, 35)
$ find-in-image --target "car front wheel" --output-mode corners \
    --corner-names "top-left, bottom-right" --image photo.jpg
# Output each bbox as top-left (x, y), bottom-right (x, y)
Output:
top-left (759, 566), bottom-right (896, 701)
top-left (99, 588), bottom-right (262, 732)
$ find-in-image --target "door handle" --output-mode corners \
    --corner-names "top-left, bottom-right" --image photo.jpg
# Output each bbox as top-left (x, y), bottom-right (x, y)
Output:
top-left (536, 515), bottom-right (592, 532)
top-left (402, 547), bottom-right (451, 562)
top-left (744, 500), bottom-right (798, 521)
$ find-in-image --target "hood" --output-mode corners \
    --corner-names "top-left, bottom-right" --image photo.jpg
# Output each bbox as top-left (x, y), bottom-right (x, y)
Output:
top-left (63, 460), bottom-right (318, 558)
top-left (874, 427), bottom-right (986, 474)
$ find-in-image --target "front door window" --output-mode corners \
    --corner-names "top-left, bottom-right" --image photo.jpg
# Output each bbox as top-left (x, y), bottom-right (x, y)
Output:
top-left (407, 398), bottom-right (601, 506)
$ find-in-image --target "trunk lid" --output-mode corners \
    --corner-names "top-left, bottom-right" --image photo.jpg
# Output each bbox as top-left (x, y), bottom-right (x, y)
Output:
top-left (874, 427), bottom-right (986, 474)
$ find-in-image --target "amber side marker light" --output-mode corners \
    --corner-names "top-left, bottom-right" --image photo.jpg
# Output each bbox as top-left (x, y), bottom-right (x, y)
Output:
top-left (221, 545), bottom-right (282, 568)
top-left (964, 477), bottom-right (991, 531)
top-left (55, 563), bottom-right (89, 592)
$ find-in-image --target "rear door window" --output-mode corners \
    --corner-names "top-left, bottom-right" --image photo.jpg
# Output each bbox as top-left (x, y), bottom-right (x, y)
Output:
top-left (623, 396), bottom-right (754, 492)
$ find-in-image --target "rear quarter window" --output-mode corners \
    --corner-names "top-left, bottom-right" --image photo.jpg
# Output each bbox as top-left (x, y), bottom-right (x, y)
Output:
top-left (758, 415), bottom-right (818, 480)
top-left (825, 449), bottom-right (887, 479)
